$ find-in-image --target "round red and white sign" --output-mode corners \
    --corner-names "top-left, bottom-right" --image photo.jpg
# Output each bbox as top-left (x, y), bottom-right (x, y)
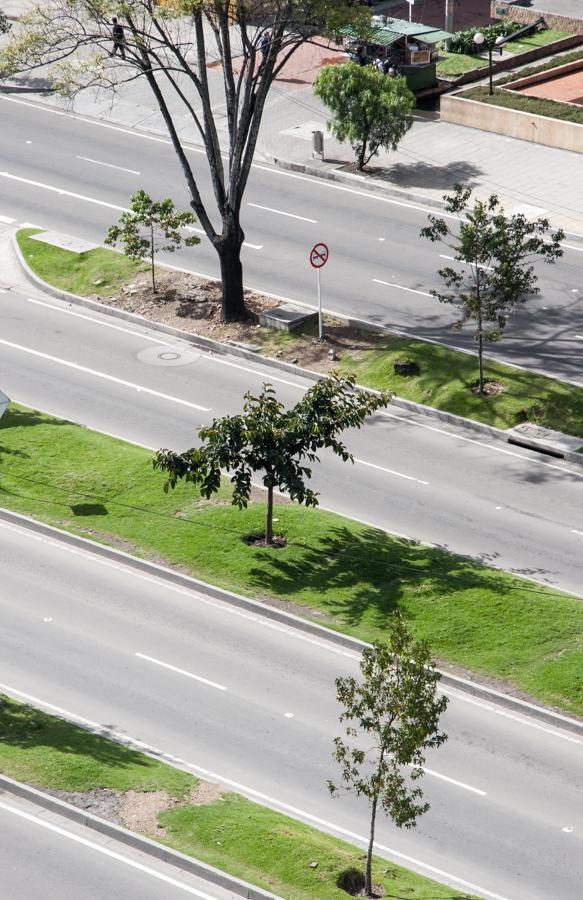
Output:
top-left (309, 242), bottom-right (329, 269)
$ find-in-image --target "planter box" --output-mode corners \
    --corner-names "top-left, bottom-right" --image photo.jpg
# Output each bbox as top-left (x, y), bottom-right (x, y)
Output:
top-left (441, 91), bottom-right (583, 153)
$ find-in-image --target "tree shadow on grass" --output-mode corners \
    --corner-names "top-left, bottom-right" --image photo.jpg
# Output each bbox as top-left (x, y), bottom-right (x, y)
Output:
top-left (0, 695), bottom-right (151, 771)
top-left (0, 407), bottom-right (72, 459)
top-left (249, 525), bottom-right (511, 632)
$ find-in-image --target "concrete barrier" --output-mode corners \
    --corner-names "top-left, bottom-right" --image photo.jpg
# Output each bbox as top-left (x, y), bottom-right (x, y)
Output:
top-left (492, 1), bottom-right (583, 35)
top-left (440, 92), bottom-right (583, 153)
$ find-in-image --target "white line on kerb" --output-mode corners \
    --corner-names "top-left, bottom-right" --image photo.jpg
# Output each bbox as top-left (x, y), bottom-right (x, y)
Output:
top-left (247, 202), bottom-right (317, 224)
top-left (0, 338), bottom-right (210, 412)
top-left (0, 801), bottom-right (217, 899)
top-left (76, 155), bottom-right (141, 175)
top-left (0, 682), bottom-right (510, 900)
top-left (0, 213), bottom-right (16, 223)
top-left (135, 652), bottom-right (227, 692)
top-left (372, 278), bottom-right (432, 298)
top-left (354, 457), bottom-right (428, 486)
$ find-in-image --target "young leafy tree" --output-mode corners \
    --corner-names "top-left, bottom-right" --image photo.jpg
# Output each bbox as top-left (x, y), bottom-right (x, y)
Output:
top-left (328, 617), bottom-right (448, 898)
top-left (421, 185), bottom-right (564, 393)
top-left (0, 1), bottom-right (370, 321)
top-left (154, 373), bottom-right (391, 545)
top-left (105, 190), bottom-right (199, 293)
top-left (314, 62), bottom-right (415, 170)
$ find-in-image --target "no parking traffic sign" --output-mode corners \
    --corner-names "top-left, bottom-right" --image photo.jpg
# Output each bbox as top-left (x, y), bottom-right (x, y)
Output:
top-left (309, 242), bottom-right (329, 269)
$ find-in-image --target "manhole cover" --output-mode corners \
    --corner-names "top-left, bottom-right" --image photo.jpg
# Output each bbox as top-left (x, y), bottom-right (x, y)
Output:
top-left (137, 345), bottom-right (201, 367)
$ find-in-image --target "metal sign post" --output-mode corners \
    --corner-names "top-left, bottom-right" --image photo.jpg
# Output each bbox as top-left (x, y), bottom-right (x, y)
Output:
top-left (309, 242), bottom-right (329, 339)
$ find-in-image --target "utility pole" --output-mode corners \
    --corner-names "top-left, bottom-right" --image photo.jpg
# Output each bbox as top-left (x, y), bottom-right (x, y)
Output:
top-left (445, 0), bottom-right (454, 34)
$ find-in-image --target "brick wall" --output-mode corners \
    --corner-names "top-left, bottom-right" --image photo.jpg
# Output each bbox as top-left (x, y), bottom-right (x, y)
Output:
top-left (491, 2), bottom-right (583, 35)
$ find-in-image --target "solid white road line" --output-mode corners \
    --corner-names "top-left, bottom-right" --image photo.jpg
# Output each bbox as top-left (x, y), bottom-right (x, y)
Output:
top-left (372, 278), bottom-right (432, 298)
top-left (572, 529), bottom-right (583, 536)
top-left (0, 171), bottom-right (262, 251)
top-left (0, 95), bottom-right (460, 220)
top-left (0, 801), bottom-right (218, 900)
top-left (247, 202), bottom-right (317, 224)
top-left (26, 297), bottom-right (172, 344)
top-left (0, 213), bottom-right (16, 223)
top-left (135, 652), bottom-right (227, 692)
top-left (0, 338), bottom-right (211, 412)
top-left (0, 682), bottom-right (511, 900)
top-left (421, 765), bottom-right (486, 796)
top-left (353, 456), bottom-right (428, 486)
top-left (76, 155), bottom-right (141, 175)
top-left (562, 243), bottom-right (583, 253)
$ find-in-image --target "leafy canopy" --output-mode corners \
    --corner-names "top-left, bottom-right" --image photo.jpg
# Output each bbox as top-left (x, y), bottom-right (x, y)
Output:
top-left (105, 190), bottom-right (200, 262)
top-left (314, 62), bottom-right (415, 169)
top-left (154, 373), bottom-right (392, 509)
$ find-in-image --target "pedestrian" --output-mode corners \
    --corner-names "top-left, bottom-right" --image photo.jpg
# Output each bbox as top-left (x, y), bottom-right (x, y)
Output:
top-left (111, 17), bottom-right (125, 60)
top-left (260, 31), bottom-right (270, 63)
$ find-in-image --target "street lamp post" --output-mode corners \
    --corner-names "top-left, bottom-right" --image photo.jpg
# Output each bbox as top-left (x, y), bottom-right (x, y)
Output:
top-left (474, 32), bottom-right (505, 96)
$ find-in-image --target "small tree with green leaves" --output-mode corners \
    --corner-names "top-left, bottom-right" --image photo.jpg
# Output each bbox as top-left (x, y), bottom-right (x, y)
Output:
top-left (421, 184), bottom-right (564, 393)
top-left (314, 62), bottom-right (415, 170)
top-left (154, 374), bottom-right (391, 546)
top-left (328, 617), bottom-right (448, 898)
top-left (105, 190), bottom-right (200, 294)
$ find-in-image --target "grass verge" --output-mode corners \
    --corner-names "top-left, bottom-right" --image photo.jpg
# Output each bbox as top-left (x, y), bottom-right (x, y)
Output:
top-left (0, 695), bottom-right (472, 899)
top-left (462, 83), bottom-right (583, 124)
top-left (16, 227), bottom-right (146, 298)
top-left (437, 51), bottom-right (488, 78)
top-left (15, 230), bottom-right (583, 437)
top-left (1, 403), bottom-right (583, 715)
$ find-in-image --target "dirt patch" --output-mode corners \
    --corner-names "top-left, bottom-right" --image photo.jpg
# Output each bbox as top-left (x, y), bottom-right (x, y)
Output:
top-left (243, 532), bottom-right (287, 548)
top-left (470, 379), bottom-right (505, 396)
top-left (120, 789), bottom-right (177, 835)
top-left (89, 265), bottom-right (390, 374)
top-left (188, 780), bottom-right (225, 806)
top-left (42, 787), bottom-right (124, 822)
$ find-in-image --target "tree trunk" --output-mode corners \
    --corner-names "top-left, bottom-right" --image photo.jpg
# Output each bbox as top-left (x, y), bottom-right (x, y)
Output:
top-left (265, 484), bottom-right (274, 545)
top-left (357, 138), bottom-right (368, 171)
top-left (217, 221), bottom-right (246, 322)
top-left (150, 222), bottom-right (156, 294)
top-left (365, 793), bottom-right (378, 897)
top-left (476, 294), bottom-right (484, 393)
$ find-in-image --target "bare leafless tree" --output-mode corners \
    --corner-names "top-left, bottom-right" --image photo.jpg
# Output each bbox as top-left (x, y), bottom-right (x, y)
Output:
top-left (1, 1), bottom-right (369, 320)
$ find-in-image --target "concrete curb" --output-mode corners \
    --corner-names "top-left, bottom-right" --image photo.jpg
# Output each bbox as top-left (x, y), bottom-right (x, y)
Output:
top-left (0, 80), bottom-right (53, 93)
top-left (0, 775), bottom-right (281, 900)
top-left (2, 506), bottom-right (583, 737)
top-left (12, 231), bottom-right (583, 467)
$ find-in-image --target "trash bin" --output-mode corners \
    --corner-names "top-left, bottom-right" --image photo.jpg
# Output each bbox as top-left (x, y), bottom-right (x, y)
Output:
top-left (312, 130), bottom-right (324, 159)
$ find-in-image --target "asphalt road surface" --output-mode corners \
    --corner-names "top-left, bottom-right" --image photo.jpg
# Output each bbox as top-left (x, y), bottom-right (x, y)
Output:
top-left (1, 282), bottom-right (582, 595)
top-left (1, 520), bottom-right (582, 900)
top-left (0, 94), bottom-right (582, 383)
top-left (0, 793), bottom-right (240, 900)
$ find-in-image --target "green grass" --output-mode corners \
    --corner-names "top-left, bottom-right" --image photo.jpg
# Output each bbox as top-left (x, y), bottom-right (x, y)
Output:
top-left (463, 83), bottom-right (583, 124)
top-left (502, 28), bottom-right (570, 54)
top-left (0, 694), bottom-right (195, 796)
top-left (16, 228), bottom-right (146, 298)
top-left (335, 333), bottom-right (583, 437)
top-left (0, 696), bottom-right (472, 900)
top-left (437, 51), bottom-right (488, 78)
top-left (16, 226), bottom-right (583, 437)
top-left (495, 49), bottom-right (583, 85)
top-left (159, 794), bottom-right (473, 900)
top-left (2, 403), bottom-right (583, 715)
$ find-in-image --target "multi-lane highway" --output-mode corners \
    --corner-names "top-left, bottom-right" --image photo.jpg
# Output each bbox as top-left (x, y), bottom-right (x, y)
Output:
top-left (0, 93), bottom-right (582, 383)
top-left (2, 518), bottom-right (582, 900)
top-left (0, 792), bottom-right (239, 900)
top-left (1, 278), bottom-right (583, 594)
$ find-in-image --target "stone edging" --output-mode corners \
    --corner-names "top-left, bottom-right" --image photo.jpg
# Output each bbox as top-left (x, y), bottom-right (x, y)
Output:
top-left (11, 231), bottom-right (583, 466)
top-left (2, 506), bottom-right (583, 736)
top-left (0, 774), bottom-right (281, 900)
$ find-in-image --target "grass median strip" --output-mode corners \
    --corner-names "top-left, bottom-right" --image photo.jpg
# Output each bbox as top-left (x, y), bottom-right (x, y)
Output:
top-left (0, 695), bottom-right (473, 899)
top-left (15, 227), bottom-right (583, 437)
top-left (1, 403), bottom-right (583, 715)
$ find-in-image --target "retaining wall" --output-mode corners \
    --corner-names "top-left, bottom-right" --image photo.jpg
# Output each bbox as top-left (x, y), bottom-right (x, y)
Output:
top-left (492, 1), bottom-right (583, 35)
top-left (441, 91), bottom-right (583, 152)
